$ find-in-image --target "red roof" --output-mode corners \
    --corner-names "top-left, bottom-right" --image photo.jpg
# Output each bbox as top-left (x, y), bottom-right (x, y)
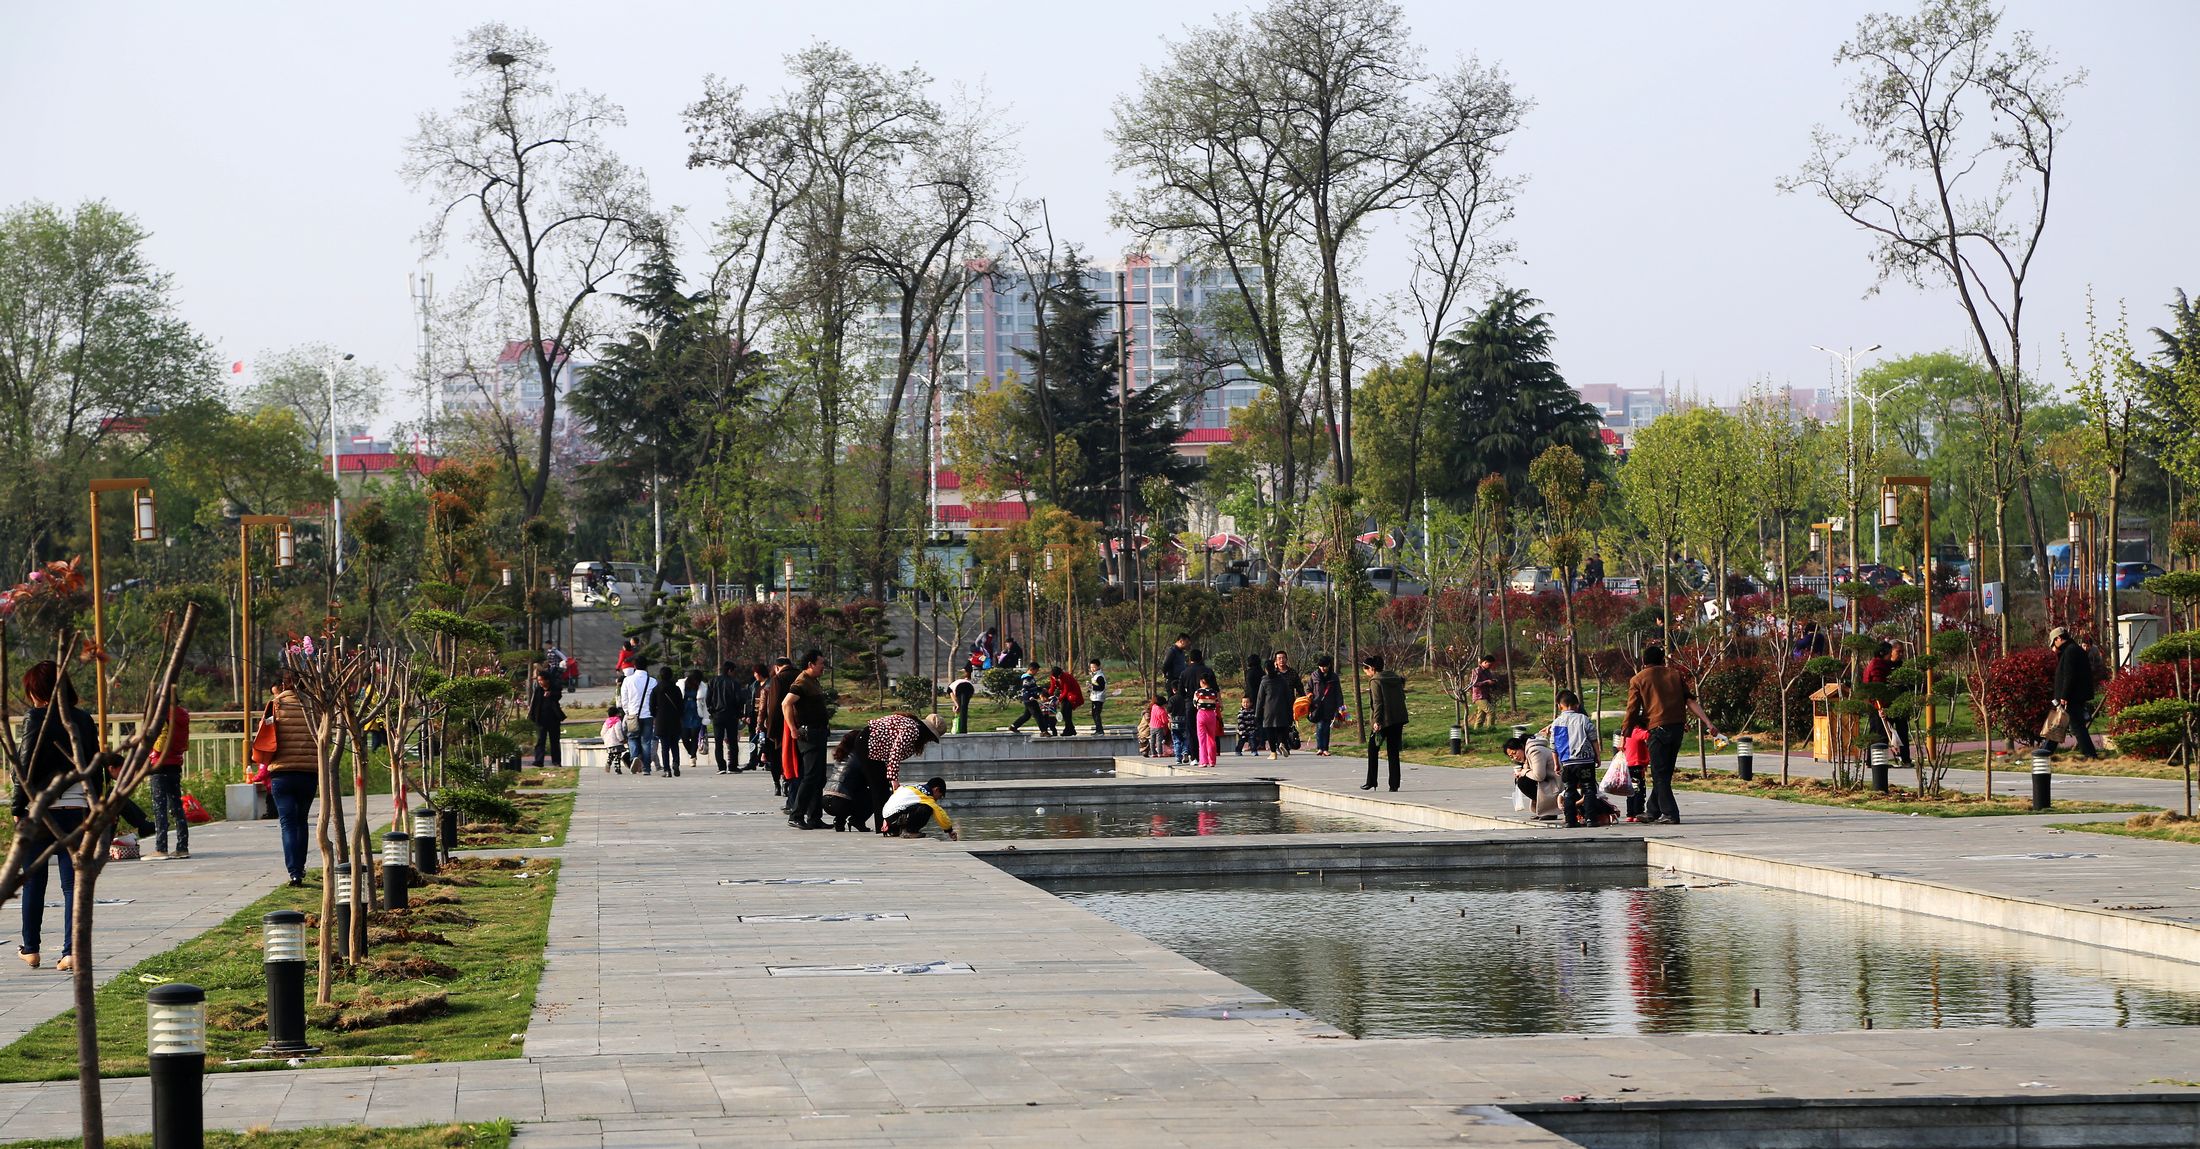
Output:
top-left (1599, 427), bottom-right (1621, 446)
top-left (937, 501), bottom-right (1031, 523)
top-left (336, 452), bottom-right (439, 476)
top-left (497, 340), bottom-right (569, 367)
top-left (934, 469), bottom-right (962, 490)
top-left (1177, 428), bottom-right (1235, 445)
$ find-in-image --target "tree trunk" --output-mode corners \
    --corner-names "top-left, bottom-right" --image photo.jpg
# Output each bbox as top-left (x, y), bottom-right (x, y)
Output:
top-left (71, 847), bottom-right (105, 1149)
top-left (2104, 470), bottom-right (2122, 667)
top-left (1992, 495), bottom-right (2012, 654)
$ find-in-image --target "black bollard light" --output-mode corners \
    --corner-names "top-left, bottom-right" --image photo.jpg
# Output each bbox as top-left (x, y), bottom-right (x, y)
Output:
top-left (256, 911), bottom-right (318, 1056)
top-left (1736, 736), bottom-right (1755, 783)
top-left (2032, 747), bottom-right (2053, 811)
top-left (147, 982), bottom-right (206, 1149)
top-left (331, 863), bottom-right (362, 962)
top-left (438, 806), bottom-right (458, 860)
top-left (1511, 723), bottom-right (1530, 742)
top-left (1448, 725), bottom-right (1464, 755)
top-left (412, 808), bottom-right (439, 876)
top-left (1869, 742), bottom-right (1890, 793)
top-left (382, 832), bottom-right (411, 911)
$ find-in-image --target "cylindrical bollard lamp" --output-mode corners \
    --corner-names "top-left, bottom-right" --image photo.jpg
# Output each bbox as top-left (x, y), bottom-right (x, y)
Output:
top-left (438, 806), bottom-right (458, 860)
top-left (1736, 737), bottom-right (1755, 783)
top-left (332, 862), bottom-right (358, 961)
top-left (256, 911), bottom-right (318, 1056)
top-left (1511, 723), bottom-right (1529, 742)
top-left (382, 832), bottom-right (411, 912)
top-left (1869, 742), bottom-right (1890, 793)
top-left (148, 982), bottom-right (206, 1149)
top-left (2032, 748), bottom-right (2053, 811)
top-left (413, 809), bottom-right (440, 876)
top-left (1448, 725), bottom-right (1464, 755)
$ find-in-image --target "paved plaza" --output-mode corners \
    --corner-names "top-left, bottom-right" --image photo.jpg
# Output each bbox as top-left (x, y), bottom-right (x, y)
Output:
top-left (1, 744), bottom-right (2197, 1146)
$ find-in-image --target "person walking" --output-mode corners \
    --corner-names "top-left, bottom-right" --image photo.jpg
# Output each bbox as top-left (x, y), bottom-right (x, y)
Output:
top-left (651, 667), bottom-right (685, 777)
top-left (782, 650), bottom-right (833, 828)
top-left (1361, 654), bottom-right (1408, 792)
top-left (759, 658), bottom-right (794, 798)
top-left (1180, 649), bottom-right (1220, 766)
top-left (1162, 634), bottom-right (1193, 762)
top-left (263, 671), bottom-right (321, 887)
top-left (1255, 650), bottom-right (1303, 759)
top-left (708, 660), bottom-right (745, 774)
top-left (1622, 645), bottom-right (1722, 825)
top-left (526, 664), bottom-right (565, 769)
top-left (15, 662), bottom-right (98, 969)
top-left (950, 667), bottom-right (976, 735)
top-left (619, 660), bottom-right (656, 775)
top-left (679, 668), bottom-right (707, 765)
top-left (1240, 653), bottom-right (1268, 755)
top-left (1306, 655), bottom-right (1343, 756)
top-left (1469, 654), bottom-right (1499, 740)
top-left (2048, 626), bottom-right (2102, 760)
top-left (1009, 670), bottom-right (1044, 734)
top-left (1086, 659), bottom-right (1107, 735)
top-left (147, 699), bottom-right (191, 859)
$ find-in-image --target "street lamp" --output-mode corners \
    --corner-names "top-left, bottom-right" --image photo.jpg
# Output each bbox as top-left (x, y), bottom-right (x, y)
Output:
top-left (782, 556), bottom-right (796, 658)
top-left (88, 477), bottom-right (157, 743)
top-left (1812, 343), bottom-right (1882, 573)
top-left (238, 515), bottom-right (294, 742)
top-left (1881, 475), bottom-right (1935, 759)
top-left (326, 352), bottom-right (354, 575)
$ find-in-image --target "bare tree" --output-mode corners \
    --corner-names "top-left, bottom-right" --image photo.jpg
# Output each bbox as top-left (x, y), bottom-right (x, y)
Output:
top-left (0, 606), bottom-right (198, 1149)
top-left (1784, 0), bottom-right (2083, 619)
top-left (405, 22), bottom-right (656, 518)
top-left (242, 343), bottom-right (387, 456)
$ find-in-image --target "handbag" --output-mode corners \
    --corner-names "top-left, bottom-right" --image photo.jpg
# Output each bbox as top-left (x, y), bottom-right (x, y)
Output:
top-left (1600, 754), bottom-right (1634, 797)
top-left (1285, 724), bottom-right (1302, 749)
top-left (109, 832), bottom-right (141, 861)
top-left (250, 711), bottom-right (279, 766)
top-left (2039, 702), bottom-right (2070, 743)
top-left (180, 793), bottom-right (213, 824)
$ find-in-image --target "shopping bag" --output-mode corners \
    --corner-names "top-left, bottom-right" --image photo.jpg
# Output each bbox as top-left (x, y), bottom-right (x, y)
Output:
top-left (250, 714), bottom-right (279, 766)
top-left (180, 793), bottom-right (213, 824)
top-left (1600, 755), bottom-right (1633, 797)
top-left (2039, 702), bottom-right (2070, 743)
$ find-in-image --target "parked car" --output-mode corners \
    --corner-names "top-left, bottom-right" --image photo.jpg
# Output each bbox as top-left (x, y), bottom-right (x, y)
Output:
top-left (1832, 563), bottom-right (1907, 589)
top-left (2115, 562), bottom-right (2168, 590)
top-left (570, 561), bottom-right (657, 609)
top-left (1289, 568), bottom-right (1333, 590)
top-left (1363, 567), bottom-right (1427, 597)
top-left (1509, 567), bottom-right (1558, 594)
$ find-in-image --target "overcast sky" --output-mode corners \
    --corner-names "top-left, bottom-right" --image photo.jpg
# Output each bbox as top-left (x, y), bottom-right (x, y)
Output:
top-left (6, 1), bottom-right (2194, 435)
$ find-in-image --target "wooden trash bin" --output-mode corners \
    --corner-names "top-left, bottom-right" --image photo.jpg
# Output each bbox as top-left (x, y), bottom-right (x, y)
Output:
top-left (1810, 682), bottom-right (1854, 761)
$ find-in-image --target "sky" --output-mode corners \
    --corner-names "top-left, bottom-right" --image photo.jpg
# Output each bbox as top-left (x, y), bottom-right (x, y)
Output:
top-left (5, 0), bottom-right (2195, 436)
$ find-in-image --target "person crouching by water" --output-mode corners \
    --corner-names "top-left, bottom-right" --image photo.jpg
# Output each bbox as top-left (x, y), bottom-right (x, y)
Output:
top-left (1503, 733), bottom-right (1562, 821)
top-left (881, 777), bottom-right (958, 840)
top-left (824, 713), bottom-right (944, 832)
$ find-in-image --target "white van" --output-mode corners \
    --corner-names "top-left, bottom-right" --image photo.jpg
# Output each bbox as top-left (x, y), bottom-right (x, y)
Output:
top-left (570, 561), bottom-right (656, 609)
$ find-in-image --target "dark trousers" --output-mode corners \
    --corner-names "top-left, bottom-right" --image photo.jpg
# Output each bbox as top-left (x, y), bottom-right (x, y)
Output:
top-left (1172, 708), bottom-right (1193, 760)
top-left (1059, 705), bottom-right (1077, 737)
top-left (269, 771), bottom-right (317, 881)
top-left (1314, 718), bottom-right (1333, 752)
top-left (17, 807), bottom-right (86, 956)
top-left (1011, 701), bottom-right (1041, 732)
top-left (2066, 699), bottom-right (2101, 759)
top-left (533, 721), bottom-right (561, 767)
top-left (1088, 701), bottom-right (1103, 735)
top-left (885, 803), bottom-right (937, 836)
top-left (793, 727), bottom-right (830, 823)
top-left (1366, 724), bottom-right (1404, 790)
top-left (713, 722), bottom-right (738, 771)
top-left (1624, 764), bottom-right (1646, 819)
top-left (657, 719), bottom-right (683, 774)
top-left (1646, 724), bottom-right (1685, 822)
top-left (1560, 762), bottom-right (1599, 827)
top-left (1265, 725), bottom-right (1292, 752)
top-left (149, 770), bottom-right (188, 853)
top-left (1868, 711), bottom-right (1913, 765)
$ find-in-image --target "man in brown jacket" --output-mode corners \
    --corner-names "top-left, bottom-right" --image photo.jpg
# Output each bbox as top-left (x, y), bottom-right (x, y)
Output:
top-left (1621, 645), bottom-right (1722, 825)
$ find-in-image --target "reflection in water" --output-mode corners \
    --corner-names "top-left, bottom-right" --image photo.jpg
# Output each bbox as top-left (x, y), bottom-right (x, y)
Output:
top-left (1039, 868), bottom-right (2200, 1038)
top-left (955, 802), bottom-right (1405, 840)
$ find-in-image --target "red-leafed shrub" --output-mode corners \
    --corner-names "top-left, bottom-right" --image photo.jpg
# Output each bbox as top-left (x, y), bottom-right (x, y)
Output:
top-left (1696, 657), bottom-right (1770, 731)
top-left (1980, 647), bottom-right (2059, 737)
top-left (2103, 661), bottom-right (2186, 719)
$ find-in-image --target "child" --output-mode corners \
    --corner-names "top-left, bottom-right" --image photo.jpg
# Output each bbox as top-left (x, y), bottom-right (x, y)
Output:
top-left (1233, 698), bottom-right (1258, 756)
top-left (601, 706), bottom-right (627, 774)
top-left (1145, 695), bottom-right (1171, 757)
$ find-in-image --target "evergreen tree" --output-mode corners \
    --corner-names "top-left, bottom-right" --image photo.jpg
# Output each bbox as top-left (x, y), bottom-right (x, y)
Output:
top-left (1428, 289), bottom-right (1606, 506)
top-left (1008, 257), bottom-right (1202, 521)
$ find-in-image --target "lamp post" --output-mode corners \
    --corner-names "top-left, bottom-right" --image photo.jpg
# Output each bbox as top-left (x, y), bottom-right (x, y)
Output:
top-left (255, 912), bottom-right (318, 1056)
top-left (237, 515), bottom-right (295, 763)
top-left (88, 477), bottom-right (158, 744)
top-left (325, 352), bottom-right (354, 575)
top-left (1813, 344), bottom-right (1881, 604)
top-left (782, 556), bottom-right (796, 659)
top-left (147, 982), bottom-right (206, 1149)
top-left (1882, 475), bottom-right (1935, 759)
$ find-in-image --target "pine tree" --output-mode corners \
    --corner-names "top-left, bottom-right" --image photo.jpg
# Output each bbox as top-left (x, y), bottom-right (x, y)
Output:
top-left (1429, 289), bottom-right (1607, 506)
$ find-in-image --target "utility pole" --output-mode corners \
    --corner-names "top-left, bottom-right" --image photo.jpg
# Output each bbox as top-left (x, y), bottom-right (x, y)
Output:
top-left (326, 352), bottom-right (355, 577)
top-left (409, 267), bottom-right (436, 451)
top-left (1813, 343), bottom-right (1880, 583)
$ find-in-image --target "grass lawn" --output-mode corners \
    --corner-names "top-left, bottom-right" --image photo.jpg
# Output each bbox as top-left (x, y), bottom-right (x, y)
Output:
top-left (0, 1122), bottom-right (513, 1149)
top-left (514, 766), bottom-right (578, 789)
top-left (0, 858), bottom-right (560, 1081)
top-left (1673, 770), bottom-right (2158, 818)
top-left (455, 792), bottom-right (574, 850)
top-left (2056, 811), bottom-right (2200, 845)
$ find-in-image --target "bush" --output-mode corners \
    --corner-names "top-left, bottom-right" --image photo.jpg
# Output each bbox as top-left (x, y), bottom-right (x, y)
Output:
top-left (2109, 698), bottom-right (2196, 758)
top-left (440, 785), bottom-right (521, 825)
top-left (1697, 658), bottom-right (1769, 731)
top-left (2103, 661), bottom-right (2187, 720)
top-left (893, 675), bottom-right (936, 713)
top-left (1750, 667), bottom-right (1818, 742)
top-left (980, 666), bottom-right (1022, 703)
top-left (1981, 647), bottom-right (2059, 739)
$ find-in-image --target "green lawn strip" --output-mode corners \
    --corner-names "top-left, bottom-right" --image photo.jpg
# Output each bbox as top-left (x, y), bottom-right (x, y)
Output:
top-left (2055, 813), bottom-right (2200, 845)
top-left (514, 766), bottom-right (577, 789)
top-left (1673, 770), bottom-right (2157, 818)
top-left (0, 1120), bottom-right (513, 1149)
top-left (0, 858), bottom-right (559, 1081)
top-left (454, 792), bottom-right (574, 851)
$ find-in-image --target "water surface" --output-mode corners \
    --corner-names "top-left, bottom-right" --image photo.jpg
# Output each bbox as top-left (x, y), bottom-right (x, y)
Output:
top-left (955, 802), bottom-right (1410, 840)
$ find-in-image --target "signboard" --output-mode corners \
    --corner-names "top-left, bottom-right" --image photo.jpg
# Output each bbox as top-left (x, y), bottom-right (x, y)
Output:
top-left (1981, 581), bottom-right (2004, 616)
